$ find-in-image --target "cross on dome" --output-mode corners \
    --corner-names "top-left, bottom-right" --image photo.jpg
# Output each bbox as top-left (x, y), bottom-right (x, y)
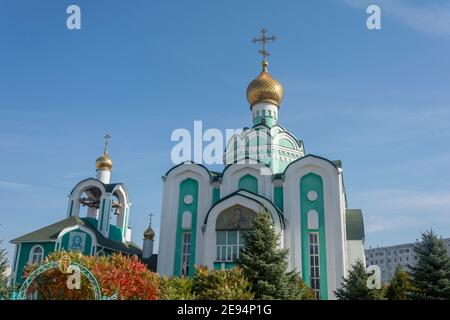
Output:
top-left (252, 28), bottom-right (277, 63)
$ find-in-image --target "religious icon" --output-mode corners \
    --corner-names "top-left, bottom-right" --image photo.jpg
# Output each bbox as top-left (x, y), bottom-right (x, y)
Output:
top-left (68, 232), bottom-right (86, 252)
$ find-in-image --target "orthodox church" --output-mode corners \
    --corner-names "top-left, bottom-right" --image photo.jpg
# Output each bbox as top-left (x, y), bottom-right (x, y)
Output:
top-left (157, 30), bottom-right (366, 300)
top-left (9, 138), bottom-right (156, 285)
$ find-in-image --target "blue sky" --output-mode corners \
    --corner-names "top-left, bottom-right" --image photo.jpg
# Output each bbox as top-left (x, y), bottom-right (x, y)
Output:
top-left (1, 0), bottom-right (450, 264)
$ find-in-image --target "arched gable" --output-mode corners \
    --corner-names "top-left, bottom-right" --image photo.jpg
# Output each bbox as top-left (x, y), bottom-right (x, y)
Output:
top-left (221, 162), bottom-right (273, 199)
top-left (202, 190), bottom-right (285, 269)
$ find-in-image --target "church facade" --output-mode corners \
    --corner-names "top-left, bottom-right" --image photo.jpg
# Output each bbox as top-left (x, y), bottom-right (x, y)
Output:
top-left (157, 34), bottom-right (365, 300)
top-left (9, 139), bottom-right (150, 285)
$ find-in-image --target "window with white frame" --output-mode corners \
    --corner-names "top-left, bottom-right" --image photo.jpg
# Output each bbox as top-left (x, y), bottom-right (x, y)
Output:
top-left (29, 246), bottom-right (44, 265)
top-left (309, 232), bottom-right (320, 299)
top-left (216, 230), bottom-right (245, 262)
top-left (181, 232), bottom-right (191, 276)
top-left (215, 205), bottom-right (256, 263)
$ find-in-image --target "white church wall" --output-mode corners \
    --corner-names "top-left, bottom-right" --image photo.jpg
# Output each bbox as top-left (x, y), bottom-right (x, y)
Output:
top-left (157, 164), bottom-right (212, 276)
top-left (283, 156), bottom-right (346, 300)
top-left (347, 240), bottom-right (366, 269)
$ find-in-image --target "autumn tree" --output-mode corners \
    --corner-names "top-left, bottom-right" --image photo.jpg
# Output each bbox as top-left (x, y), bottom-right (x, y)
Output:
top-left (92, 253), bottom-right (159, 300)
top-left (24, 251), bottom-right (159, 300)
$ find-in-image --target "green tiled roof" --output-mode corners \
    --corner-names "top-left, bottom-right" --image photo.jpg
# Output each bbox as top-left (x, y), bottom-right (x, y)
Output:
top-left (10, 216), bottom-right (142, 255)
top-left (346, 209), bottom-right (365, 241)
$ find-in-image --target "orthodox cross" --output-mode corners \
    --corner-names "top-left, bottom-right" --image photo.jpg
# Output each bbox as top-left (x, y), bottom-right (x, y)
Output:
top-left (103, 134), bottom-right (111, 154)
top-left (148, 212), bottom-right (154, 227)
top-left (252, 28), bottom-right (277, 62)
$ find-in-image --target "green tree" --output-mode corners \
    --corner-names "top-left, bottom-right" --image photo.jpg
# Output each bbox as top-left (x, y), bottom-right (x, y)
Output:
top-left (409, 230), bottom-right (450, 300)
top-left (191, 266), bottom-right (254, 300)
top-left (335, 259), bottom-right (384, 300)
top-left (0, 240), bottom-right (10, 299)
top-left (385, 264), bottom-right (413, 300)
top-left (237, 210), bottom-right (312, 299)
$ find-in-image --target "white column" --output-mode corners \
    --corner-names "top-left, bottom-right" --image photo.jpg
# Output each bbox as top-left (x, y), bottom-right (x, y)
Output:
top-left (98, 194), bottom-right (113, 238)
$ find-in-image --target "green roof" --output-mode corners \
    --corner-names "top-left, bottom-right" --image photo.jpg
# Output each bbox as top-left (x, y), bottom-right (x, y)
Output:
top-left (10, 216), bottom-right (142, 255)
top-left (346, 209), bottom-right (365, 241)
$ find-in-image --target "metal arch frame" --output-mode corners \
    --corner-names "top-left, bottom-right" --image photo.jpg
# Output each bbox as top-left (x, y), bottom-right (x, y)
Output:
top-left (14, 261), bottom-right (116, 300)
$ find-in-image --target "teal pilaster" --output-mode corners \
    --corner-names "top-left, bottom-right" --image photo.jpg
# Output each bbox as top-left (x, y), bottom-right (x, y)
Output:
top-left (300, 173), bottom-right (328, 300)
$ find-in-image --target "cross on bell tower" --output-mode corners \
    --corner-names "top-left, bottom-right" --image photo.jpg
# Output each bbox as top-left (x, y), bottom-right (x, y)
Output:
top-left (103, 133), bottom-right (111, 155)
top-left (252, 28), bottom-right (277, 63)
top-left (148, 212), bottom-right (154, 227)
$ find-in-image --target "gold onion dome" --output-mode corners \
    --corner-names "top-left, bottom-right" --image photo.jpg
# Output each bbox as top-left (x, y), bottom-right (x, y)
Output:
top-left (95, 153), bottom-right (113, 171)
top-left (144, 226), bottom-right (155, 240)
top-left (246, 61), bottom-right (284, 108)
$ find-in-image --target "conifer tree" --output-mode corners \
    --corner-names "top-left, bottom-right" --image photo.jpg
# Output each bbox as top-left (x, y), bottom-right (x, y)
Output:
top-left (385, 264), bottom-right (413, 300)
top-left (0, 240), bottom-right (9, 299)
top-left (335, 259), bottom-right (384, 300)
top-left (409, 230), bottom-right (450, 300)
top-left (237, 210), bottom-right (312, 299)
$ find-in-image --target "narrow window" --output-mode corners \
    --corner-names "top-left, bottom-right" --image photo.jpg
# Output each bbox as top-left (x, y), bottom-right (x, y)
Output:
top-left (309, 232), bottom-right (320, 299)
top-left (181, 233), bottom-right (191, 276)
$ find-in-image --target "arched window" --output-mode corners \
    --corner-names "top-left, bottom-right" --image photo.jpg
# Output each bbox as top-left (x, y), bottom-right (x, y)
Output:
top-left (29, 245), bottom-right (44, 265)
top-left (238, 174), bottom-right (258, 194)
top-left (216, 205), bottom-right (256, 262)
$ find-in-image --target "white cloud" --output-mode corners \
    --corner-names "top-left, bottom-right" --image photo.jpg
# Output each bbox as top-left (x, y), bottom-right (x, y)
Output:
top-left (340, 0), bottom-right (450, 37)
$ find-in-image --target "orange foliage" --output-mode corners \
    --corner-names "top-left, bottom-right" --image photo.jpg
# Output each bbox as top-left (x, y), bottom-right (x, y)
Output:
top-left (23, 251), bottom-right (159, 300)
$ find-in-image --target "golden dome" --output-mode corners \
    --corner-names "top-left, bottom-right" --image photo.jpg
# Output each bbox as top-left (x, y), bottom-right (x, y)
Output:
top-left (95, 153), bottom-right (113, 171)
top-left (144, 226), bottom-right (155, 240)
top-left (246, 61), bottom-right (284, 108)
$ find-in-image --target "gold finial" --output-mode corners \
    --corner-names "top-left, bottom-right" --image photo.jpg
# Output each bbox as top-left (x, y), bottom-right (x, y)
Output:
top-left (96, 134), bottom-right (113, 171)
top-left (103, 133), bottom-right (111, 155)
top-left (252, 28), bottom-right (277, 64)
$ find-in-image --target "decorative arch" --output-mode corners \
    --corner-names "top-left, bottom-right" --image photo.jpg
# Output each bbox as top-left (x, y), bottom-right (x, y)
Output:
top-left (67, 178), bottom-right (107, 219)
top-left (56, 225), bottom-right (98, 256)
top-left (221, 163), bottom-right (272, 199)
top-left (13, 259), bottom-right (117, 300)
top-left (110, 184), bottom-right (131, 240)
top-left (202, 190), bottom-right (284, 270)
